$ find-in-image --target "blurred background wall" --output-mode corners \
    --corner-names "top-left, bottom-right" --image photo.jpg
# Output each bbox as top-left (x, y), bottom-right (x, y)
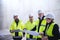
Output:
top-left (0, 0), bottom-right (60, 30)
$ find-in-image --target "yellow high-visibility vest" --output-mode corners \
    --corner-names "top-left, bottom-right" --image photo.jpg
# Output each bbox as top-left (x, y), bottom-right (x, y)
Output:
top-left (35, 19), bottom-right (46, 38)
top-left (25, 20), bottom-right (37, 39)
top-left (10, 20), bottom-right (24, 37)
top-left (46, 23), bottom-right (55, 37)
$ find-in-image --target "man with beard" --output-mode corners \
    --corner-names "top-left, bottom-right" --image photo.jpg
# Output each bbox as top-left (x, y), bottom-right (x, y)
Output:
top-left (10, 14), bottom-right (24, 40)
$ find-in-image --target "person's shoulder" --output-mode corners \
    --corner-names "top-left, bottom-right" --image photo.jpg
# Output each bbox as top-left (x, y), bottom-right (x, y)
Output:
top-left (25, 20), bottom-right (30, 24)
top-left (35, 19), bottom-right (39, 22)
top-left (54, 23), bottom-right (59, 28)
top-left (43, 16), bottom-right (46, 20)
top-left (11, 20), bottom-right (15, 23)
top-left (54, 23), bottom-right (59, 26)
top-left (19, 20), bottom-right (23, 24)
top-left (19, 20), bottom-right (22, 22)
top-left (35, 19), bottom-right (39, 23)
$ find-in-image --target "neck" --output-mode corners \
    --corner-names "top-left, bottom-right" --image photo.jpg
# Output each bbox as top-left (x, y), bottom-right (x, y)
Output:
top-left (30, 20), bottom-right (33, 23)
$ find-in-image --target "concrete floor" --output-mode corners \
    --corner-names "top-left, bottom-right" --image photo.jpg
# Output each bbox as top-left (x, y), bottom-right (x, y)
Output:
top-left (0, 30), bottom-right (13, 40)
top-left (0, 30), bottom-right (27, 40)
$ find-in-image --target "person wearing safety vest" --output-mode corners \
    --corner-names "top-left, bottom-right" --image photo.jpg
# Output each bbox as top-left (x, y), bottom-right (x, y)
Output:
top-left (43, 13), bottom-right (59, 40)
top-left (10, 15), bottom-right (24, 40)
top-left (25, 14), bottom-right (37, 40)
top-left (35, 10), bottom-right (46, 40)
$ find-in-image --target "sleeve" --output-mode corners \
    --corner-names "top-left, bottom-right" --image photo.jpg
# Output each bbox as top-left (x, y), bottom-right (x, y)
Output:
top-left (20, 21), bottom-right (26, 37)
top-left (24, 21), bottom-right (28, 30)
top-left (9, 21), bottom-right (15, 33)
top-left (35, 20), bottom-right (39, 26)
top-left (53, 24), bottom-right (59, 38)
top-left (21, 21), bottom-right (25, 30)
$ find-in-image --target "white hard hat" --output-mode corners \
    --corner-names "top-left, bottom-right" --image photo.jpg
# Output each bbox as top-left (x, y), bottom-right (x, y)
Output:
top-left (13, 13), bottom-right (19, 18)
top-left (46, 13), bottom-right (55, 19)
top-left (38, 10), bottom-right (44, 14)
top-left (29, 14), bottom-right (34, 17)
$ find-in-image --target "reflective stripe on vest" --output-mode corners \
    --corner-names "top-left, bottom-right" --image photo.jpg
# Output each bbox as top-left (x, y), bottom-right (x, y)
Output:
top-left (36, 19), bottom-right (46, 38)
top-left (25, 21), bottom-right (37, 38)
top-left (46, 23), bottom-right (55, 37)
top-left (10, 20), bottom-right (24, 36)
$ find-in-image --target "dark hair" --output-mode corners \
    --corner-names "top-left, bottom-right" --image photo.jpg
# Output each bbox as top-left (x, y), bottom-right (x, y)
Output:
top-left (13, 15), bottom-right (18, 18)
